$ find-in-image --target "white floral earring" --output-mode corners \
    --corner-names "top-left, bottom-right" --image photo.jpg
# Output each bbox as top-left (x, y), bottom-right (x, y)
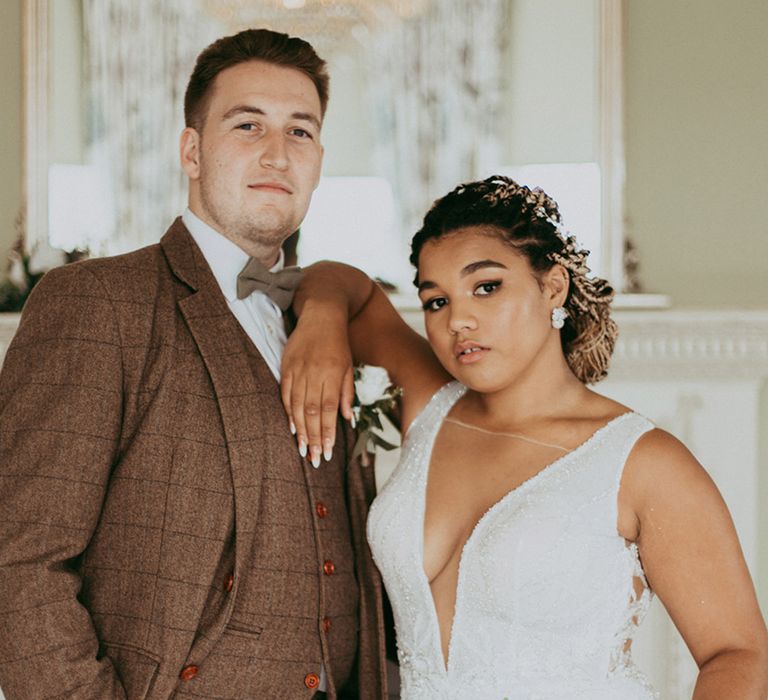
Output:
top-left (551, 306), bottom-right (568, 330)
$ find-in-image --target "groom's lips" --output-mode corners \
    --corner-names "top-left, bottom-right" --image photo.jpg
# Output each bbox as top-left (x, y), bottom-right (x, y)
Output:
top-left (248, 181), bottom-right (292, 194)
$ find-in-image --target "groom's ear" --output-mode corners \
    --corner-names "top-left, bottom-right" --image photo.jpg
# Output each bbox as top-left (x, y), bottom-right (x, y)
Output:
top-left (180, 127), bottom-right (201, 180)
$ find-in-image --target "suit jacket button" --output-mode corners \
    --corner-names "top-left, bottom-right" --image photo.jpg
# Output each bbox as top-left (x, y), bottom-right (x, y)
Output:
top-left (322, 617), bottom-right (332, 633)
top-left (180, 665), bottom-right (199, 681)
top-left (315, 502), bottom-right (328, 518)
top-left (304, 672), bottom-right (320, 689)
top-left (224, 572), bottom-right (234, 593)
top-left (323, 560), bottom-right (335, 576)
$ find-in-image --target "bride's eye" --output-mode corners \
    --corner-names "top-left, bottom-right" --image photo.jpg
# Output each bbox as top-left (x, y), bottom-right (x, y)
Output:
top-left (421, 296), bottom-right (447, 312)
top-left (474, 280), bottom-right (501, 296)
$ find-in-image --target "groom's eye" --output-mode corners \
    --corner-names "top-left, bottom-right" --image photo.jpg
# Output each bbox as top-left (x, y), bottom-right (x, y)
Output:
top-left (289, 127), bottom-right (313, 139)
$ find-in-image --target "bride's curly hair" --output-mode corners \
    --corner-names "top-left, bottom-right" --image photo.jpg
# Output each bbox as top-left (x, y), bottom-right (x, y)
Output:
top-left (410, 175), bottom-right (617, 384)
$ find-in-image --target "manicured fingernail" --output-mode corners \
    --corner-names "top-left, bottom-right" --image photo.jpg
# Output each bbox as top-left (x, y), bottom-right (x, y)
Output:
top-left (311, 452), bottom-right (321, 469)
top-left (289, 420), bottom-right (296, 435)
top-left (323, 439), bottom-right (333, 461)
top-left (350, 414), bottom-right (357, 429)
top-left (299, 439), bottom-right (307, 458)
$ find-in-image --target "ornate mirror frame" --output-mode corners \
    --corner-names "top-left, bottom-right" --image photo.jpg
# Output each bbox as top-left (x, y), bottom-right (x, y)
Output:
top-left (22, 0), bottom-right (628, 290)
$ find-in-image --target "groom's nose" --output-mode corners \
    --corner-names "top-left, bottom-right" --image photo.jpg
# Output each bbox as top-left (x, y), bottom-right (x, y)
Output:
top-left (259, 132), bottom-right (289, 171)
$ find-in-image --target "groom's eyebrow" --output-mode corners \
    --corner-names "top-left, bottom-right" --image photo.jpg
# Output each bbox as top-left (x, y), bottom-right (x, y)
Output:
top-left (221, 104), bottom-right (321, 130)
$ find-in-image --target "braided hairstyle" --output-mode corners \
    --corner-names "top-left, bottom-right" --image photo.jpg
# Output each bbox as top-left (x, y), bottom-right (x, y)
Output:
top-left (410, 175), bottom-right (617, 384)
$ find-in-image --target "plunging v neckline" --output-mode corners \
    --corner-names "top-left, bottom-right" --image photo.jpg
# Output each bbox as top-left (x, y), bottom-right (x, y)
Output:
top-left (418, 407), bottom-right (635, 672)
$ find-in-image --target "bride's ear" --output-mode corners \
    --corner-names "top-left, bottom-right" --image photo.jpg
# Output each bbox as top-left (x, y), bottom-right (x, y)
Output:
top-left (544, 264), bottom-right (569, 307)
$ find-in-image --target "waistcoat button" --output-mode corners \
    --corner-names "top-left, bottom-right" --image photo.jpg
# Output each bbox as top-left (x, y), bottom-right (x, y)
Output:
top-left (322, 616), bottom-right (332, 633)
top-left (315, 502), bottom-right (328, 518)
top-left (304, 672), bottom-right (320, 689)
top-left (224, 572), bottom-right (234, 593)
top-left (323, 560), bottom-right (335, 576)
top-left (179, 664), bottom-right (199, 681)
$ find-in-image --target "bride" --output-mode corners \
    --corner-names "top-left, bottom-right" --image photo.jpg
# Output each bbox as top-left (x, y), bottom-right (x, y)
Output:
top-left (281, 176), bottom-right (768, 698)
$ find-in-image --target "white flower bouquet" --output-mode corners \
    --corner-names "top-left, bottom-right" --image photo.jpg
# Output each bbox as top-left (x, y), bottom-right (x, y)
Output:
top-left (352, 365), bottom-right (402, 465)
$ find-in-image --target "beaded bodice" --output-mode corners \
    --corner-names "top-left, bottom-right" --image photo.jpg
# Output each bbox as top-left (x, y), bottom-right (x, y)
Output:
top-left (367, 382), bottom-right (659, 699)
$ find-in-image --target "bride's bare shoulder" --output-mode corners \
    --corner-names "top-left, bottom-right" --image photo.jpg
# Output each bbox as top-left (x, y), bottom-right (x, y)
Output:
top-left (622, 424), bottom-right (719, 517)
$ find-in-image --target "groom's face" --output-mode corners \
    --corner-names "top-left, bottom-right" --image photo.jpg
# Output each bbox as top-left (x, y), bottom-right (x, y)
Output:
top-left (181, 59), bottom-right (324, 264)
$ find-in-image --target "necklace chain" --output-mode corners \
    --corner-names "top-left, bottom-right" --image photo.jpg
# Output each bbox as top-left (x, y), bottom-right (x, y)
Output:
top-left (444, 416), bottom-right (570, 453)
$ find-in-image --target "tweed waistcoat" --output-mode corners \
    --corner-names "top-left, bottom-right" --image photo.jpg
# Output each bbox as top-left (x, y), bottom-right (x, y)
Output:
top-left (173, 321), bottom-right (359, 700)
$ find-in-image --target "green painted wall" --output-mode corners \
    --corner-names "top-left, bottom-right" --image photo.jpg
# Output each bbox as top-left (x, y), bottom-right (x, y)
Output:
top-left (625, 0), bottom-right (768, 307)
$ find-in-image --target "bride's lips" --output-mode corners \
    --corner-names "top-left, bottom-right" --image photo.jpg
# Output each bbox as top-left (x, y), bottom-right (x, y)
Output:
top-left (248, 181), bottom-right (292, 194)
top-left (454, 341), bottom-right (490, 364)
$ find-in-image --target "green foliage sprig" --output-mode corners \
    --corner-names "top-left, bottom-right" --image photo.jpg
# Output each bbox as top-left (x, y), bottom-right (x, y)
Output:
top-left (351, 365), bottom-right (402, 464)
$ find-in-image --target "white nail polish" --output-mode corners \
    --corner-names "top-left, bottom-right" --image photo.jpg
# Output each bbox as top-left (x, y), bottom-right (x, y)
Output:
top-left (323, 447), bottom-right (332, 461)
top-left (350, 414), bottom-right (357, 429)
top-left (299, 441), bottom-right (307, 458)
top-left (311, 454), bottom-right (321, 468)
top-left (289, 421), bottom-right (296, 435)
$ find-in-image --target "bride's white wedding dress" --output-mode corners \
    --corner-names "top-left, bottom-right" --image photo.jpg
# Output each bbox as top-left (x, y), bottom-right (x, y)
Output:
top-left (367, 382), bottom-right (659, 699)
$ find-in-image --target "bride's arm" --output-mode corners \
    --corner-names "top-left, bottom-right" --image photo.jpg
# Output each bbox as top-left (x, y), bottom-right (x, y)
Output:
top-left (622, 430), bottom-right (768, 699)
top-left (283, 261), bottom-right (450, 465)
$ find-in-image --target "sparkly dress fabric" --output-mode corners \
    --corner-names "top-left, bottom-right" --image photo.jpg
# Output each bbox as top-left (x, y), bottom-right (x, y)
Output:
top-left (367, 382), bottom-right (659, 699)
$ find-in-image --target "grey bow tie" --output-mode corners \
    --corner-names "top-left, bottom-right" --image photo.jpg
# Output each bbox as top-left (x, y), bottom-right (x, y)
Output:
top-left (236, 257), bottom-right (303, 310)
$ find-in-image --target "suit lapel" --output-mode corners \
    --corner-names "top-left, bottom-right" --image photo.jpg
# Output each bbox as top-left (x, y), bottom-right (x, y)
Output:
top-left (161, 219), bottom-right (268, 575)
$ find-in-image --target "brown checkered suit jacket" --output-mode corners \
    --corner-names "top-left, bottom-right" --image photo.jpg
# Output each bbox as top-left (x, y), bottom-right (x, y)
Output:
top-left (0, 219), bottom-right (388, 699)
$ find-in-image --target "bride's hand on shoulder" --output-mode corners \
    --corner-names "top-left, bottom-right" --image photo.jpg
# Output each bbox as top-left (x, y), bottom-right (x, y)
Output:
top-left (281, 295), bottom-right (356, 468)
top-left (281, 261), bottom-right (370, 467)
top-left (281, 262), bottom-right (450, 465)
top-left (622, 429), bottom-right (768, 698)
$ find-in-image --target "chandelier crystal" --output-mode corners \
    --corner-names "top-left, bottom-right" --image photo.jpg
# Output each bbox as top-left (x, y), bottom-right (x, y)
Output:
top-left (203, 0), bottom-right (430, 56)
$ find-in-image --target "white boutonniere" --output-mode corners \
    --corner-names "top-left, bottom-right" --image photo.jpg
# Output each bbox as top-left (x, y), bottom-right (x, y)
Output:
top-left (352, 365), bottom-right (402, 465)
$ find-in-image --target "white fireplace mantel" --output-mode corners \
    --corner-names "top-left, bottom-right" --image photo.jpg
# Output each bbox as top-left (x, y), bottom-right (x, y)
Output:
top-left (609, 309), bottom-right (768, 380)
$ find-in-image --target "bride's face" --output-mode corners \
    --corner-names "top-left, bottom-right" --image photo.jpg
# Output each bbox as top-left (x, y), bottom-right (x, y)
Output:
top-left (416, 226), bottom-right (567, 394)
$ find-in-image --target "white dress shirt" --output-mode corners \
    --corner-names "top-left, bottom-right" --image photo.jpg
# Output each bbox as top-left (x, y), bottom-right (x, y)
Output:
top-left (182, 208), bottom-right (287, 380)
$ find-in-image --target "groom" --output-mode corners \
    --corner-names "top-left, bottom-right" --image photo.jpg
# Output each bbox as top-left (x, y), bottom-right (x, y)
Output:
top-left (0, 29), bottom-right (387, 699)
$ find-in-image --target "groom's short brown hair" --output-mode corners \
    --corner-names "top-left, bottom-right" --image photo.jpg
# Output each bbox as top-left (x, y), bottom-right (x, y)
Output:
top-left (184, 28), bottom-right (329, 131)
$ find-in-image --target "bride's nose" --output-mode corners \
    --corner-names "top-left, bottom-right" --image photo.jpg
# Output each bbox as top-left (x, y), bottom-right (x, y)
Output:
top-left (448, 300), bottom-right (478, 334)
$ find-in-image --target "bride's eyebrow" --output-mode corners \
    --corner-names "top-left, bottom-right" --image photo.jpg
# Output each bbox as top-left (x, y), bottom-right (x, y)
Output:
top-left (461, 259), bottom-right (508, 276)
top-left (418, 260), bottom-right (508, 293)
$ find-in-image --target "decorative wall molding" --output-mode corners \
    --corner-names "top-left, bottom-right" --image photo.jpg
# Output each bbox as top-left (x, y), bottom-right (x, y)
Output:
top-left (609, 310), bottom-right (768, 380)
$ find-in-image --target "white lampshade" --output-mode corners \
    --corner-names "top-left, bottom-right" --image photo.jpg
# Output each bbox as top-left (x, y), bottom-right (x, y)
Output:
top-left (298, 176), bottom-right (412, 291)
top-left (48, 163), bottom-right (114, 253)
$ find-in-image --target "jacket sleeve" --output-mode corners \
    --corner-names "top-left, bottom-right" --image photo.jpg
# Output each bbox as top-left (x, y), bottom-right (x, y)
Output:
top-left (0, 264), bottom-right (127, 699)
